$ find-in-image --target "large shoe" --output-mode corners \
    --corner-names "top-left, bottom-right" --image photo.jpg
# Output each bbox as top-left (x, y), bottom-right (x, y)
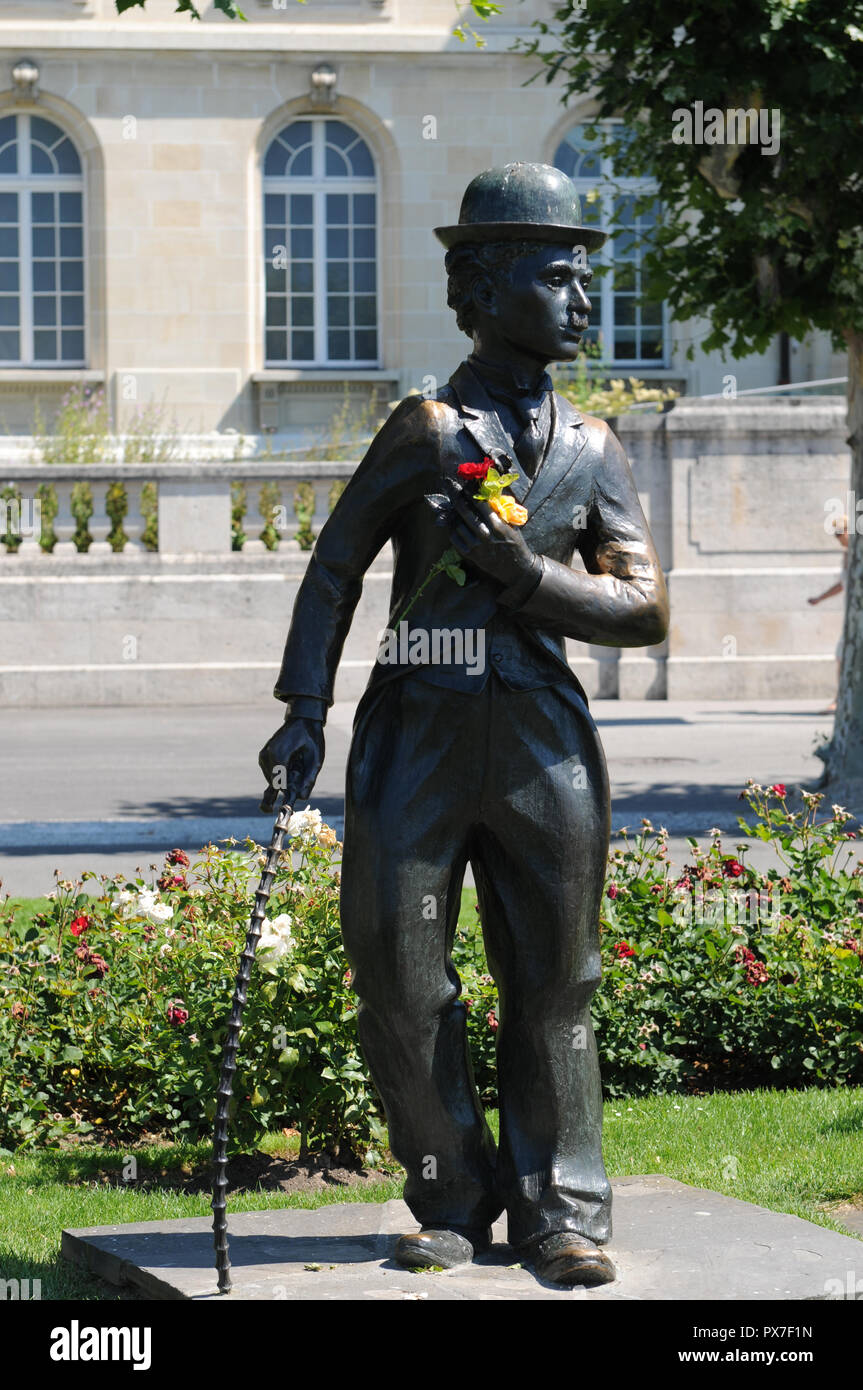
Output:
top-left (393, 1225), bottom-right (492, 1270)
top-left (529, 1233), bottom-right (617, 1287)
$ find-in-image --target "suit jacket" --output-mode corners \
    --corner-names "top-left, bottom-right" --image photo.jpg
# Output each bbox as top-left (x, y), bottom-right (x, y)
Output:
top-left (273, 360), bottom-right (668, 714)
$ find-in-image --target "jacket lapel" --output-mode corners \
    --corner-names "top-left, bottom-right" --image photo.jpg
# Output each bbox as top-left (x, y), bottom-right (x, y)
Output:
top-left (521, 392), bottom-right (588, 518)
top-left (447, 361), bottom-right (523, 491)
top-left (447, 360), bottom-right (587, 516)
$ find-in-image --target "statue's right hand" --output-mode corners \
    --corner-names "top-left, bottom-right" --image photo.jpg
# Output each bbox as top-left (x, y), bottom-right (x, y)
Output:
top-left (257, 717), bottom-right (325, 815)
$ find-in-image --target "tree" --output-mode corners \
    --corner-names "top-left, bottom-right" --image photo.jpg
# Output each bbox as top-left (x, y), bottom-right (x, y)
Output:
top-left (525, 0), bottom-right (863, 798)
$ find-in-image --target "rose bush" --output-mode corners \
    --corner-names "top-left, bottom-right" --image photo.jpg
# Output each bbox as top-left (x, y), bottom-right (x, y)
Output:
top-left (1, 785), bottom-right (861, 1153)
top-left (593, 784), bottom-right (863, 1096)
top-left (0, 822), bottom-right (384, 1159)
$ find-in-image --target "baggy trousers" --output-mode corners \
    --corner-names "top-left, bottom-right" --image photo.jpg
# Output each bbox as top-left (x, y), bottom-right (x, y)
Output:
top-left (340, 670), bottom-right (613, 1249)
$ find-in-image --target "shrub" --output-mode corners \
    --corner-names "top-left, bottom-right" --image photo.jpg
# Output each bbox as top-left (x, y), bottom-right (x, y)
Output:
top-left (0, 824), bottom-right (384, 1161)
top-left (595, 784), bottom-right (863, 1094)
top-left (2, 784), bottom-right (861, 1155)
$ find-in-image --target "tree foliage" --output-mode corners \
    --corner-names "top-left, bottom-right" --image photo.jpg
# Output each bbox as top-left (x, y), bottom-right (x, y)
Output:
top-left (523, 0), bottom-right (863, 358)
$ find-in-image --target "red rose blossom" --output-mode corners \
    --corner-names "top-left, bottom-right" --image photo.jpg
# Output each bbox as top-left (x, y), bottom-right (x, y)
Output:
top-left (166, 849), bottom-right (190, 867)
top-left (70, 915), bottom-right (90, 937)
top-left (157, 874), bottom-right (186, 891)
top-left (458, 457), bottom-right (494, 481)
top-left (487, 1009), bottom-right (499, 1031)
top-left (723, 859), bottom-right (744, 878)
top-left (607, 883), bottom-right (619, 900)
top-left (167, 1002), bottom-right (189, 1028)
top-left (769, 784), bottom-right (787, 798)
top-left (613, 941), bottom-right (636, 959)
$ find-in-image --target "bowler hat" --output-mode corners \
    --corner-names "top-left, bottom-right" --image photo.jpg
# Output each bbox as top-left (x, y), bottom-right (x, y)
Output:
top-left (434, 162), bottom-right (607, 252)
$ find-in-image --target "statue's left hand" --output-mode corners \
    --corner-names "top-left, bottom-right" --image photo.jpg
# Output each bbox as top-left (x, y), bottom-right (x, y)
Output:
top-left (443, 476), bottom-right (540, 589)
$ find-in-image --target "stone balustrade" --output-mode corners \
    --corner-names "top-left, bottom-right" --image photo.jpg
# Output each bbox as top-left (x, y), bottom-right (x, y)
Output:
top-left (0, 461), bottom-right (355, 558)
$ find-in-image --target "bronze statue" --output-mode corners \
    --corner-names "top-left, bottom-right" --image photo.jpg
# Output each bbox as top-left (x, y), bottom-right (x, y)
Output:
top-left (259, 163), bottom-right (669, 1286)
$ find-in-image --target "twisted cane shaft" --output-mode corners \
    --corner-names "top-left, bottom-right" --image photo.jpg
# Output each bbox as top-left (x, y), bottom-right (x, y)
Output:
top-left (212, 799), bottom-right (294, 1294)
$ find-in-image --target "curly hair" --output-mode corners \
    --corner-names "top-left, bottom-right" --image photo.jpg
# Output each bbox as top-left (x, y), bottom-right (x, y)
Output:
top-left (444, 239), bottom-right (555, 337)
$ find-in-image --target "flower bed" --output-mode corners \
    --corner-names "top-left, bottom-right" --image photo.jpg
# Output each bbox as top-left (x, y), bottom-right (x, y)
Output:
top-left (1, 787), bottom-right (861, 1155)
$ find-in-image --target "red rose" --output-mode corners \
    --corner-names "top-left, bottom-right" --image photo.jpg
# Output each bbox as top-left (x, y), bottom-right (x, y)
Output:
top-left (487, 1009), bottom-right (499, 1031)
top-left (167, 1002), bottom-right (189, 1028)
top-left (607, 883), bottom-right (619, 900)
top-left (613, 941), bottom-right (636, 959)
top-left (166, 849), bottom-right (190, 867)
top-left (638, 1042), bottom-right (647, 1050)
top-left (458, 457), bottom-right (494, 481)
top-left (157, 874), bottom-right (186, 891)
top-left (70, 915), bottom-right (90, 937)
top-left (723, 859), bottom-right (744, 878)
top-left (769, 784), bottom-right (787, 798)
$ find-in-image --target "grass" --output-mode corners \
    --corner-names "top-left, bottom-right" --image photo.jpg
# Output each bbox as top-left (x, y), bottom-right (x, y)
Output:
top-left (1, 1087), bottom-right (860, 1300)
top-left (3, 897), bottom-right (48, 935)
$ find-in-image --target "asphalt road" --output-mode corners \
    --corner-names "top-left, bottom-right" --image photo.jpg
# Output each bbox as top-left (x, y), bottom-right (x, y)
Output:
top-left (0, 698), bottom-right (832, 897)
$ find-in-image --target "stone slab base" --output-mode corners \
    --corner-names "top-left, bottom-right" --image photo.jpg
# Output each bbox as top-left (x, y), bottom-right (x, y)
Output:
top-left (62, 1175), bottom-right (862, 1302)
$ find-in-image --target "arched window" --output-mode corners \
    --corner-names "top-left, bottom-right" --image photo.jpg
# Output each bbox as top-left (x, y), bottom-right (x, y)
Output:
top-left (554, 124), bottom-right (666, 367)
top-left (0, 113), bottom-right (85, 366)
top-left (263, 118), bottom-right (378, 366)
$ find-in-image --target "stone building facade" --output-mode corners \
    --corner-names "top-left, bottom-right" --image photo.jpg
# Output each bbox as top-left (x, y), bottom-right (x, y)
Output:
top-left (0, 0), bottom-right (847, 440)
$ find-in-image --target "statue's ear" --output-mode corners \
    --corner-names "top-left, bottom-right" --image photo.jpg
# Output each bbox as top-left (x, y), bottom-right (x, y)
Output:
top-left (472, 273), bottom-right (498, 319)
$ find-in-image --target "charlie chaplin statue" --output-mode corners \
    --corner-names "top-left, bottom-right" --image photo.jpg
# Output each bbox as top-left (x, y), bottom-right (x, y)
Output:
top-left (259, 163), bottom-right (669, 1286)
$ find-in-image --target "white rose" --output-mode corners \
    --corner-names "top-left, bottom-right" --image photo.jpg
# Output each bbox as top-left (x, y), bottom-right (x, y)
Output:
top-left (258, 912), bottom-right (295, 964)
top-left (136, 890), bottom-right (174, 924)
top-left (288, 806), bottom-right (323, 842)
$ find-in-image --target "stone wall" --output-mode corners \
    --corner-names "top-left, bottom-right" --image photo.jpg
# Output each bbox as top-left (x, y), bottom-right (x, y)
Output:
top-left (0, 398), bottom-right (848, 706)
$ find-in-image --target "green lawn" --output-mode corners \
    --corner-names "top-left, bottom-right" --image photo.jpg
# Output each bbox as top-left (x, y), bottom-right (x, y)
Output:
top-left (1, 1087), bottom-right (860, 1300)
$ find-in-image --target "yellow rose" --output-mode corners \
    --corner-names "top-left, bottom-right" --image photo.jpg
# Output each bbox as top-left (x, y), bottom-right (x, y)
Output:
top-left (489, 494), bottom-right (528, 527)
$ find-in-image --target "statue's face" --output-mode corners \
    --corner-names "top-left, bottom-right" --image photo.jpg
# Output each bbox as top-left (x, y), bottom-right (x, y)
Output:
top-left (489, 243), bottom-right (592, 363)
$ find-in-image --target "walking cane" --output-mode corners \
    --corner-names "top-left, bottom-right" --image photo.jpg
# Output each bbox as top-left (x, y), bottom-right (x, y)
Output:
top-left (211, 793), bottom-right (295, 1294)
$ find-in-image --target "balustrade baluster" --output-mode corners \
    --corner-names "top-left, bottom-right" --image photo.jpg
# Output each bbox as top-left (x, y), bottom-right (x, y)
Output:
top-left (51, 480), bottom-right (78, 556)
top-left (123, 480), bottom-right (146, 553)
top-left (87, 480), bottom-right (113, 556)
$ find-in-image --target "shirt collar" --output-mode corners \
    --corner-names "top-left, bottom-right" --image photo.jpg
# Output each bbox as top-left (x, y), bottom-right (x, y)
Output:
top-left (468, 354), bottom-right (552, 402)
